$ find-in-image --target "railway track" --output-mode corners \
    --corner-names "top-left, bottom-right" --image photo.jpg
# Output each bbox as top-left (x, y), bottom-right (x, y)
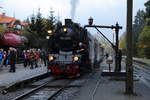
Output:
top-left (133, 61), bottom-right (150, 88)
top-left (1, 69), bottom-right (102, 100)
top-left (122, 57), bottom-right (150, 88)
top-left (88, 70), bottom-right (103, 100)
top-left (90, 77), bottom-right (102, 100)
top-left (12, 78), bottom-right (80, 100)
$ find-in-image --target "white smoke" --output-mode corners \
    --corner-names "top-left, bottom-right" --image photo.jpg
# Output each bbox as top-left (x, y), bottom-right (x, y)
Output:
top-left (70, 0), bottom-right (79, 20)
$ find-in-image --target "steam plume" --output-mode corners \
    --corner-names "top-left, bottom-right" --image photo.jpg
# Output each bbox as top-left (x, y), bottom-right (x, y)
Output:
top-left (70, 0), bottom-right (79, 20)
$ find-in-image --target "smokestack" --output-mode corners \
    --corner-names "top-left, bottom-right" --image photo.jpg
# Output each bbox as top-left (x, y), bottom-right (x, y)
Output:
top-left (70, 0), bottom-right (79, 20)
top-left (65, 19), bottom-right (72, 26)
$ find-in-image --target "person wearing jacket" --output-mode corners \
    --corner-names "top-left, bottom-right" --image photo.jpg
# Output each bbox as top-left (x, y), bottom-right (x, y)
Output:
top-left (0, 49), bottom-right (4, 70)
top-left (9, 47), bottom-right (17, 72)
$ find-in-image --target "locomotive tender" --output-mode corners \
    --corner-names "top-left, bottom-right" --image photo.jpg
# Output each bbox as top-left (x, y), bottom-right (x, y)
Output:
top-left (47, 19), bottom-right (104, 78)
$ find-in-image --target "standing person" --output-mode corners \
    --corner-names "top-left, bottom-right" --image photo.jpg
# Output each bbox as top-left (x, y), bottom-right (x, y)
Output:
top-left (34, 49), bottom-right (39, 68)
top-left (105, 53), bottom-right (109, 59)
top-left (6, 50), bottom-right (11, 67)
top-left (40, 50), bottom-right (47, 67)
top-left (38, 49), bottom-right (42, 67)
top-left (0, 49), bottom-right (4, 70)
top-left (3, 51), bottom-right (7, 67)
top-left (23, 50), bottom-right (28, 67)
top-left (9, 47), bottom-right (17, 72)
top-left (118, 49), bottom-right (122, 71)
top-left (26, 50), bottom-right (30, 67)
top-left (29, 49), bottom-right (35, 69)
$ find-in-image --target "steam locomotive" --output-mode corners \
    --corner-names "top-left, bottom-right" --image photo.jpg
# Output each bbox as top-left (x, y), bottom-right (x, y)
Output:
top-left (47, 19), bottom-right (104, 78)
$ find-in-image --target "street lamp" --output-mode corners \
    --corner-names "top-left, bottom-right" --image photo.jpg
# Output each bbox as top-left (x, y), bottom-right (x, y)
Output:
top-left (88, 17), bottom-right (93, 25)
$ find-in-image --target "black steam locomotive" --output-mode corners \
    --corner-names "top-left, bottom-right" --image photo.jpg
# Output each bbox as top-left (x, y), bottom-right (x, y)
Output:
top-left (47, 19), bottom-right (104, 78)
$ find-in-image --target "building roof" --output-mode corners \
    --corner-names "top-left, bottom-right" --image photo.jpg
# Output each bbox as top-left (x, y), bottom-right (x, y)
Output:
top-left (21, 22), bottom-right (30, 26)
top-left (0, 13), bottom-right (20, 27)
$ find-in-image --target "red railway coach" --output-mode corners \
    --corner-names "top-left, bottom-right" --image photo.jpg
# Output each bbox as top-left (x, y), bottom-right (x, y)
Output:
top-left (0, 32), bottom-right (28, 63)
top-left (0, 32), bottom-right (27, 48)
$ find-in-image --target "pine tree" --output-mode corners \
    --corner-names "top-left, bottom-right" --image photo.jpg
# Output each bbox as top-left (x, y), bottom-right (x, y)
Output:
top-left (35, 8), bottom-right (45, 38)
top-left (22, 8), bottom-right (57, 48)
top-left (137, 0), bottom-right (150, 58)
top-left (46, 9), bottom-right (56, 31)
top-left (132, 10), bottom-right (145, 56)
top-left (29, 14), bottom-right (36, 31)
top-left (138, 26), bottom-right (150, 58)
top-left (144, 0), bottom-right (150, 18)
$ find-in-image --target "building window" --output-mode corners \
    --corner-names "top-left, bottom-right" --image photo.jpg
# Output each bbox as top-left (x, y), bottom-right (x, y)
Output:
top-left (2, 24), bottom-right (7, 28)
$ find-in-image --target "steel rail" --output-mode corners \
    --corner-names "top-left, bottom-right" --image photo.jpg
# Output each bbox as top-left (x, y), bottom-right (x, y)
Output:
top-left (47, 86), bottom-right (66, 100)
top-left (89, 71), bottom-right (102, 100)
top-left (47, 79), bottom-right (81, 100)
top-left (12, 78), bottom-right (54, 100)
top-left (47, 73), bottom-right (94, 100)
top-left (91, 78), bottom-right (101, 100)
top-left (134, 67), bottom-right (150, 89)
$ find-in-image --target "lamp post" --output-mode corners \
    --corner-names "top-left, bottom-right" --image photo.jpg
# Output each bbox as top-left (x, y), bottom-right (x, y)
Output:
top-left (114, 22), bottom-right (121, 72)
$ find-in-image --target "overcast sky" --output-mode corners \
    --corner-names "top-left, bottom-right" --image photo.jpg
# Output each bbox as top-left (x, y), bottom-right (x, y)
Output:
top-left (0, 0), bottom-right (148, 40)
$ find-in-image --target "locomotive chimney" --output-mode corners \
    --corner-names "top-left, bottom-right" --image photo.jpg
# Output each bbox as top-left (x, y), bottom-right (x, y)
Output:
top-left (65, 19), bottom-right (73, 26)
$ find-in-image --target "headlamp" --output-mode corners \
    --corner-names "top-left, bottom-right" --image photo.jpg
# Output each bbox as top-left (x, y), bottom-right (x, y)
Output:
top-left (47, 30), bottom-right (53, 34)
top-left (63, 28), bottom-right (67, 33)
top-left (73, 56), bottom-right (79, 61)
top-left (49, 56), bottom-right (54, 61)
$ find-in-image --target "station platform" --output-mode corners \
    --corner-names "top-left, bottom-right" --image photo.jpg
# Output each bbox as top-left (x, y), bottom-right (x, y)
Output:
top-left (0, 64), bottom-right (47, 89)
top-left (74, 60), bottom-right (150, 100)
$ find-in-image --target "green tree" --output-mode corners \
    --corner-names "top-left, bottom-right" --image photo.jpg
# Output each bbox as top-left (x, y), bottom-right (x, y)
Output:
top-left (45, 9), bottom-right (56, 32)
top-left (35, 8), bottom-right (46, 38)
top-left (138, 26), bottom-right (150, 58)
top-left (132, 10), bottom-right (145, 56)
top-left (0, 25), bottom-right (6, 34)
top-left (22, 14), bottom-right (38, 48)
top-left (144, 0), bottom-right (150, 25)
top-left (119, 10), bottom-right (145, 56)
top-left (144, 0), bottom-right (150, 18)
top-left (119, 33), bottom-right (126, 50)
top-left (22, 8), bottom-right (56, 49)
top-left (135, 0), bottom-right (150, 58)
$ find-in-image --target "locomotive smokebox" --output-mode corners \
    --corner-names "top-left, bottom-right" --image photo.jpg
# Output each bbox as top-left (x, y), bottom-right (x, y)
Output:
top-left (65, 19), bottom-right (73, 26)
